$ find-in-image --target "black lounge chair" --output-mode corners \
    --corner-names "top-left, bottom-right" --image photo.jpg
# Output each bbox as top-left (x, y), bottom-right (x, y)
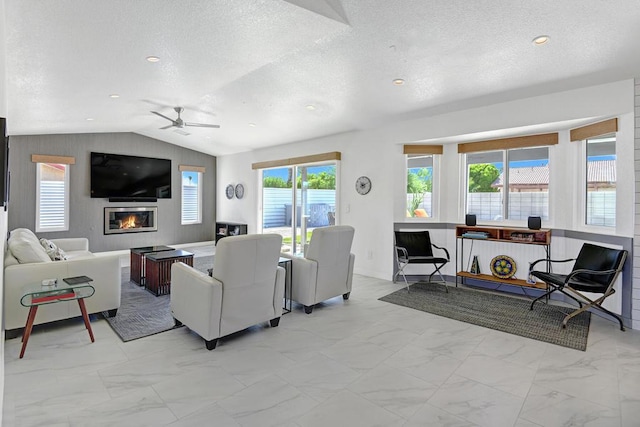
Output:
top-left (394, 231), bottom-right (450, 292)
top-left (529, 243), bottom-right (627, 330)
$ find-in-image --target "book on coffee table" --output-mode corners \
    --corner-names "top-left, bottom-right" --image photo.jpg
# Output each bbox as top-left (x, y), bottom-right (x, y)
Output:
top-left (32, 289), bottom-right (76, 303)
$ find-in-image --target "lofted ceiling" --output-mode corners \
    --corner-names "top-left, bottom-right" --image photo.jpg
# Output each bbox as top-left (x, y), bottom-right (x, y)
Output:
top-left (5, 0), bottom-right (640, 156)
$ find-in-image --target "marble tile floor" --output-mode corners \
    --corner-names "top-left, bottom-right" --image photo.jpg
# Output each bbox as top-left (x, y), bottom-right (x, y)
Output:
top-left (4, 275), bottom-right (640, 427)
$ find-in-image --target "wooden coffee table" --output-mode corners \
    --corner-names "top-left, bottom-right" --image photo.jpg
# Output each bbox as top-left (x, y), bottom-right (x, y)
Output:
top-left (144, 250), bottom-right (194, 296)
top-left (130, 245), bottom-right (175, 286)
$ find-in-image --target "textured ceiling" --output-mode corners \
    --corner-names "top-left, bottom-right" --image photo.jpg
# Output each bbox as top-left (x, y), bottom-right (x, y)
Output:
top-left (5, 0), bottom-right (640, 156)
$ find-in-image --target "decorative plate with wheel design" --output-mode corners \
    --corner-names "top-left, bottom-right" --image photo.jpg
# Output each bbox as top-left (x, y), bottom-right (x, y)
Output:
top-left (490, 255), bottom-right (516, 279)
top-left (234, 183), bottom-right (244, 199)
top-left (225, 184), bottom-right (235, 199)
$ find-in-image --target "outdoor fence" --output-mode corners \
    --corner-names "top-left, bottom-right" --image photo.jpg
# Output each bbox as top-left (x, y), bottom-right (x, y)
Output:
top-left (586, 191), bottom-right (616, 226)
top-left (264, 188), bottom-right (615, 227)
top-left (409, 190), bottom-right (615, 225)
top-left (263, 188), bottom-right (336, 228)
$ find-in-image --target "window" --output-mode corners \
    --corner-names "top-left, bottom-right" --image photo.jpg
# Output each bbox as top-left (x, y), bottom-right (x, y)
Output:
top-left (466, 147), bottom-right (549, 221)
top-left (36, 163), bottom-right (69, 232)
top-left (466, 151), bottom-right (503, 221)
top-left (506, 147), bottom-right (549, 220)
top-left (406, 155), bottom-right (434, 217)
top-left (585, 135), bottom-right (616, 227)
top-left (181, 171), bottom-right (202, 224)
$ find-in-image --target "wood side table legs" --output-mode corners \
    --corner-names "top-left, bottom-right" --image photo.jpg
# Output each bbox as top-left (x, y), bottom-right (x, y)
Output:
top-left (78, 298), bottom-right (95, 343)
top-left (19, 306), bottom-right (38, 358)
top-left (19, 298), bottom-right (94, 359)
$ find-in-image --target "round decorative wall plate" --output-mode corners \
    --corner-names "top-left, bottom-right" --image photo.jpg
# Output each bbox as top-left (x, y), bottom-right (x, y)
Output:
top-left (225, 184), bottom-right (235, 199)
top-left (490, 255), bottom-right (516, 279)
top-left (235, 183), bottom-right (244, 199)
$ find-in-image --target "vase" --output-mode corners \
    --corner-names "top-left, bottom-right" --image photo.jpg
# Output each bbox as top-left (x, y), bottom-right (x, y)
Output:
top-left (470, 255), bottom-right (480, 275)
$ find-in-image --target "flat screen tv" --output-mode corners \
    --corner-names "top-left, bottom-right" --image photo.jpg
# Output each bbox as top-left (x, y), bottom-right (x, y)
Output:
top-left (90, 152), bottom-right (171, 200)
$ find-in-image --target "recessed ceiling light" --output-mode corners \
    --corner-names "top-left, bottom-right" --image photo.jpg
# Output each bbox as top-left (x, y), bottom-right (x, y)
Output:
top-left (393, 79), bottom-right (405, 86)
top-left (249, 123), bottom-right (256, 127)
top-left (86, 118), bottom-right (94, 121)
top-left (305, 104), bottom-right (316, 111)
top-left (146, 56), bottom-right (160, 62)
top-left (109, 94), bottom-right (120, 99)
top-left (532, 35), bottom-right (550, 45)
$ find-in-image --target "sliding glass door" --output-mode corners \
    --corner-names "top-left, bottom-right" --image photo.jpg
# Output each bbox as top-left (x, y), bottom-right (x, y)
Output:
top-left (261, 163), bottom-right (337, 254)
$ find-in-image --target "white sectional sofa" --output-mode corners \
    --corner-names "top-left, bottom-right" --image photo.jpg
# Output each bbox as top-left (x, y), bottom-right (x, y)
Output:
top-left (4, 228), bottom-right (121, 335)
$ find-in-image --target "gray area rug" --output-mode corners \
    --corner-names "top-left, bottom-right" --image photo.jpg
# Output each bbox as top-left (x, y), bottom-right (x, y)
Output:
top-left (379, 283), bottom-right (591, 351)
top-left (104, 256), bottom-right (213, 342)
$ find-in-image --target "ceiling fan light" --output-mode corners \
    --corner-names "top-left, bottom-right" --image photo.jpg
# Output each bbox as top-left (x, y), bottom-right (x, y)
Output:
top-left (393, 78), bottom-right (405, 86)
top-left (152, 106), bottom-right (220, 131)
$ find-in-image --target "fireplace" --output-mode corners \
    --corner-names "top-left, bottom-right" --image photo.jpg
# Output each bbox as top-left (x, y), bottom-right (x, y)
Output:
top-left (104, 207), bottom-right (158, 235)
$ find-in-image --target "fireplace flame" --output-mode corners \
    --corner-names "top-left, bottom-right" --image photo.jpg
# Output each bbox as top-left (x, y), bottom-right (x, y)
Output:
top-left (120, 215), bottom-right (138, 229)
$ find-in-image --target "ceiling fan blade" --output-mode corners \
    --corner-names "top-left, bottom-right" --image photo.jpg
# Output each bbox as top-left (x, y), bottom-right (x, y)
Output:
top-left (151, 111), bottom-right (176, 122)
top-left (184, 122), bottom-right (220, 128)
top-left (159, 124), bottom-right (174, 130)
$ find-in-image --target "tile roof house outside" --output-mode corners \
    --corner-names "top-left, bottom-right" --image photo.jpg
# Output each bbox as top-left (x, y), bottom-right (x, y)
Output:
top-left (492, 160), bottom-right (616, 190)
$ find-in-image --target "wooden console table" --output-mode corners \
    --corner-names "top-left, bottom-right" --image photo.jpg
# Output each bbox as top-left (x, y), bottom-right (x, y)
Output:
top-left (455, 225), bottom-right (551, 289)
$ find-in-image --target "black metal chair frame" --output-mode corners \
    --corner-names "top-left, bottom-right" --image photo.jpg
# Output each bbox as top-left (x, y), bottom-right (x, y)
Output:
top-left (394, 231), bottom-right (450, 293)
top-left (529, 244), bottom-right (627, 330)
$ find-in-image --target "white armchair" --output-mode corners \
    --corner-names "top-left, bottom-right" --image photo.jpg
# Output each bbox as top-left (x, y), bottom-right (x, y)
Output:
top-left (170, 234), bottom-right (285, 350)
top-left (282, 225), bottom-right (355, 314)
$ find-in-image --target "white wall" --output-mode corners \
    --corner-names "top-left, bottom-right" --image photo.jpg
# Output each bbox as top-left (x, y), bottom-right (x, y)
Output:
top-left (218, 79), bottom-right (635, 281)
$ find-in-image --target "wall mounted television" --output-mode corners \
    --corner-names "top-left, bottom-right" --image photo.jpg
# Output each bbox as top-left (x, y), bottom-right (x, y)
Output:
top-left (90, 152), bottom-right (172, 200)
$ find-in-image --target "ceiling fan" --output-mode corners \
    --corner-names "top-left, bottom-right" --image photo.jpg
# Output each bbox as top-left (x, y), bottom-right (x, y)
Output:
top-left (151, 107), bottom-right (220, 130)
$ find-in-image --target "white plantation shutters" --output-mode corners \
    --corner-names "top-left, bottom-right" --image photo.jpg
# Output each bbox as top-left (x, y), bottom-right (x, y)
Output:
top-left (180, 165), bottom-right (205, 225)
top-left (33, 155), bottom-right (74, 232)
top-left (38, 172), bottom-right (67, 230)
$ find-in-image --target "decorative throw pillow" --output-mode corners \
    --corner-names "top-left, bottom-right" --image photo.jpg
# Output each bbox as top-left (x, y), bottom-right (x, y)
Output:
top-left (8, 234), bottom-right (52, 264)
top-left (39, 238), bottom-right (68, 261)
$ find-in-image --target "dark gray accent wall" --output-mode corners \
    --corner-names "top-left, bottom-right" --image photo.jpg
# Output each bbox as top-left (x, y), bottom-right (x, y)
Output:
top-left (8, 133), bottom-right (216, 252)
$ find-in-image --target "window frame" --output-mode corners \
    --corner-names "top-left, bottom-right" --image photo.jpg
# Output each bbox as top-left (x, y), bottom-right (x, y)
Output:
top-left (464, 146), bottom-right (550, 223)
top-left (181, 170), bottom-right (203, 225)
top-left (258, 159), bottom-right (339, 254)
top-left (35, 162), bottom-right (70, 232)
top-left (405, 153), bottom-right (440, 220)
top-left (583, 134), bottom-right (616, 228)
